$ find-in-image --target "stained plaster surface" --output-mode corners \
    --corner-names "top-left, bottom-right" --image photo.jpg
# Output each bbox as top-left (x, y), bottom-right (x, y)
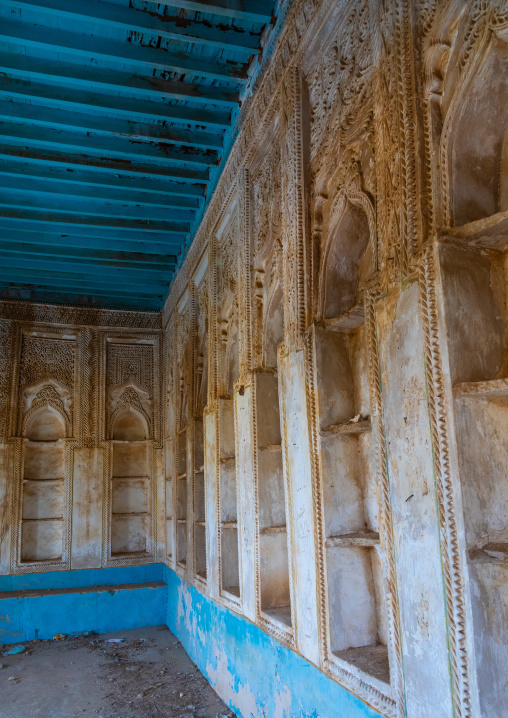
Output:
top-left (165, 566), bottom-right (381, 718)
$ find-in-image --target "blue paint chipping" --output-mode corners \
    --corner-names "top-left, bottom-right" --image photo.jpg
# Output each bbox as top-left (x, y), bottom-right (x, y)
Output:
top-left (0, 0), bottom-right (286, 311)
top-left (164, 567), bottom-right (380, 718)
top-left (0, 563), bottom-right (378, 716)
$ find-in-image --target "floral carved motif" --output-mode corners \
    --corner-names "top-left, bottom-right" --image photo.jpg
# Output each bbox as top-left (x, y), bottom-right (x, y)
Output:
top-left (18, 335), bottom-right (75, 435)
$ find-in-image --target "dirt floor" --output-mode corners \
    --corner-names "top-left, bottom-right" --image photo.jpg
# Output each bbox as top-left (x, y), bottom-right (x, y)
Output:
top-left (0, 626), bottom-right (235, 718)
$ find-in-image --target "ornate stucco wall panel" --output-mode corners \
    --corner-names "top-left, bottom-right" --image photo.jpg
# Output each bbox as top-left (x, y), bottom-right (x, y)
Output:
top-left (0, 305), bottom-right (162, 576)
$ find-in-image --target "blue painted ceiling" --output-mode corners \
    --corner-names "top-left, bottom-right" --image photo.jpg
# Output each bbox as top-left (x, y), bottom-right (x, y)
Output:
top-left (0, 0), bottom-right (280, 311)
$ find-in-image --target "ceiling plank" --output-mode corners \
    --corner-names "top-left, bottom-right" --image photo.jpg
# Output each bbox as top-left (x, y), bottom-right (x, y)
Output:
top-left (3, 0), bottom-right (261, 53)
top-left (0, 285), bottom-right (164, 310)
top-left (0, 268), bottom-right (169, 294)
top-left (165, 0), bottom-right (273, 23)
top-left (0, 78), bottom-right (232, 129)
top-left (0, 229), bottom-right (182, 254)
top-left (0, 217), bottom-right (188, 243)
top-left (0, 240), bottom-right (177, 266)
top-left (0, 145), bottom-right (211, 183)
top-left (0, 208), bottom-right (191, 234)
top-left (0, 161), bottom-right (206, 199)
top-left (0, 51), bottom-right (240, 106)
top-left (0, 253), bottom-right (175, 280)
top-left (0, 121), bottom-right (220, 167)
top-left (0, 174), bottom-right (202, 210)
top-left (0, 18), bottom-right (250, 82)
top-left (0, 190), bottom-right (197, 223)
top-left (0, 101), bottom-right (225, 150)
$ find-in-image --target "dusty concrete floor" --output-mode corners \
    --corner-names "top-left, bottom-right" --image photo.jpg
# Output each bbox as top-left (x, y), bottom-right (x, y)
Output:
top-left (0, 626), bottom-right (234, 718)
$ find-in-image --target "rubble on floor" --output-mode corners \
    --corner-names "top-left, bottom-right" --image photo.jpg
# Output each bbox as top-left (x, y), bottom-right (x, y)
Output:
top-left (0, 625), bottom-right (235, 718)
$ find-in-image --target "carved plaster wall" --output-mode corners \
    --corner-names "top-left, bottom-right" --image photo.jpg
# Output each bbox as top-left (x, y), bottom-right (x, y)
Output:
top-left (0, 304), bottom-right (162, 575)
top-left (161, 1), bottom-right (508, 717)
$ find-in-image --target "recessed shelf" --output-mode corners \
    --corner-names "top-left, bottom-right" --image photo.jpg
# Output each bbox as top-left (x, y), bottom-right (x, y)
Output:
top-left (320, 304), bottom-right (365, 332)
top-left (111, 511), bottom-right (149, 517)
top-left (454, 377), bottom-right (508, 399)
top-left (325, 530), bottom-right (380, 548)
top-left (194, 520), bottom-right (205, 527)
top-left (110, 440), bottom-right (148, 445)
top-left (469, 542), bottom-right (508, 564)
top-left (258, 444), bottom-right (282, 451)
top-left (22, 477), bottom-right (64, 483)
top-left (220, 456), bottom-right (235, 465)
top-left (177, 473), bottom-right (187, 480)
top-left (177, 559), bottom-right (187, 568)
top-left (444, 209), bottom-right (508, 250)
top-left (321, 418), bottom-right (371, 437)
top-left (195, 464), bottom-right (205, 473)
top-left (262, 605), bottom-right (292, 629)
top-left (332, 644), bottom-right (390, 686)
top-left (111, 475), bottom-right (150, 481)
top-left (177, 518), bottom-right (186, 524)
top-left (221, 521), bottom-right (238, 529)
top-left (260, 524), bottom-right (287, 534)
top-left (222, 585), bottom-right (240, 599)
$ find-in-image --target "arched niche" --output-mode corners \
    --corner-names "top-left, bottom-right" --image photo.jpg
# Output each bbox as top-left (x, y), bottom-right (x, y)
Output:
top-left (110, 406), bottom-right (150, 558)
top-left (312, 186), bottom-right (389, 682)
top-left (112, 408), bottom-right (148, 441)
top-left (448, 32), bottom-right (508, 226)
top-left (225, 317), bottom-right (239, 397)
top-left (24, 405), bottom-right (66, 442)
top-left (263, 282), bottom-right (284, 369)
top-left (21, 404), bottom-right (66, 564)
top-left (320, 197), bottom-right (374, 320)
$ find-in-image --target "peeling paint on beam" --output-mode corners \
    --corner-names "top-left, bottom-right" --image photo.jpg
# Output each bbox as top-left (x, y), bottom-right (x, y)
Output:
top-left (0, 103), bottom-right (226, 151)
top-left (0, 162), bottom-right (206, 199)
top-left (166, 0), bottom-right (273, 23)
top-left (0, 146), bottom-right (211, 183)
top-left (0, 52), bottom-right (240, 107)
top-left (3, 0), bottom-right (261, 53)
top-left (0, 123), bottom-right (220, 167)
top-left (0, 18), bottom-right (250, 82)
top-left (0, 78), bottom-right (232, 129)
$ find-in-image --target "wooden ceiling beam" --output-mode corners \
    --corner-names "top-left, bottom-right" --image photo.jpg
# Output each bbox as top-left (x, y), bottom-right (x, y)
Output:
top-left (3, 0), bottom-right (261, 53)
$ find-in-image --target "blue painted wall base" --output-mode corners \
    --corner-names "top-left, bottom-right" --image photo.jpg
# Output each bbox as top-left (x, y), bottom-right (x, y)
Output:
top-left (0, 564), bottom-right (166, 645)
top-left (164, 566), bottom-right (379, 718)
top-left (0, 564), bottom-right (379, 717)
